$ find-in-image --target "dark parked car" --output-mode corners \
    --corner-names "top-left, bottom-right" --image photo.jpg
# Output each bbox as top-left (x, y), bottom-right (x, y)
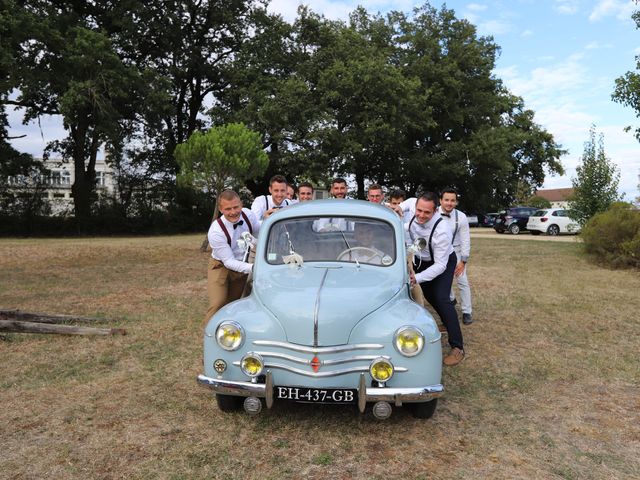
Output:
top-left (493, 207), bottom-right (539, 235)
top-left (481, 213), bottom-right (499, 227)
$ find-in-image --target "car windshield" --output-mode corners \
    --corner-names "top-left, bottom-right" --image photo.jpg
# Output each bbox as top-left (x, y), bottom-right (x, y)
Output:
top-left (265, 216), bottom-right (396, 266)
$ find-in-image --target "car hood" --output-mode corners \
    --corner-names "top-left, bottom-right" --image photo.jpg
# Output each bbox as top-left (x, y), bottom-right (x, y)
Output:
top-left (253, 265), bottom-right (401, 346)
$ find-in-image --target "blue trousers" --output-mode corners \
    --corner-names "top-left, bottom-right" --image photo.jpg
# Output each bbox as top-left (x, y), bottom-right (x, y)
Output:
top-left (414, 252), bottom-right (464, 350)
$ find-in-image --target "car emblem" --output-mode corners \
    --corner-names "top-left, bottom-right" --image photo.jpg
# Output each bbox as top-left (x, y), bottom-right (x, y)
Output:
top-left (311, 356), bottom-right (321, 372)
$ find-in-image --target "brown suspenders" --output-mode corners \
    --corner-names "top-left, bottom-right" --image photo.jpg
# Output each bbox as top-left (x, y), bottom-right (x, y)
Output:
top-left (216, 211), bottom-right (253, 246)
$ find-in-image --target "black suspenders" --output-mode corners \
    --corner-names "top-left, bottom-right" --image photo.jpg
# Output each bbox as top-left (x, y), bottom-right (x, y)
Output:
top-left (409, 216), bottom-right (443, 261)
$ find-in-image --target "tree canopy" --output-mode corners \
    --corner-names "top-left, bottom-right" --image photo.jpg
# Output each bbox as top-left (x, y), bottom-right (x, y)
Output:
top-left (1, 0), bottom-right (567, 226)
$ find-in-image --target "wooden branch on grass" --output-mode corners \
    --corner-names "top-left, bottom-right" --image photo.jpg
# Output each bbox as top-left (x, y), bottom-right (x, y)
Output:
top-left (0, 309), bottom-right (105, 324)
top-left (0, 320), bottom-right (126, 336)
top-left (0, 310), bottom-right (126, 336)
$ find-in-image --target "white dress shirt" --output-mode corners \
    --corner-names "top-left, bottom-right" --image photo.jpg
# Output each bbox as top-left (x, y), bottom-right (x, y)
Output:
top-left (438, 207), bottom-right (471, 263)
top-left (399, 197), bottom-right (417, 224)
top-left (251, 195), bottom-right (291, 223)
top-left (208, 208), bottom-right (260, 274)
top-left (406, 211), bottom-right (454, 283)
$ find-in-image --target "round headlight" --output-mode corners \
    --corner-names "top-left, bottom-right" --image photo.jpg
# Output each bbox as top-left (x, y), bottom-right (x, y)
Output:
top-left (394, 326), bottom-right (425, 357)
top-left (215, 321), bottom-right (244, 351)
top-left (370, 357), bottom-right (394, 383)
top-left (240, 353), bottom-right (264, 377)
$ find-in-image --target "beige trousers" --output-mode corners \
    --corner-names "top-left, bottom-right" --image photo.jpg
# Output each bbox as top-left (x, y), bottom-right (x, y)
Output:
top-left (204, 258), bottom-right (248, 326)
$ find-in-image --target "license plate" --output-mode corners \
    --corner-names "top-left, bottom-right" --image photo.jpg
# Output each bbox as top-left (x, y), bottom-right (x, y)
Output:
top-left (275, 386), bottom-right (356, 404)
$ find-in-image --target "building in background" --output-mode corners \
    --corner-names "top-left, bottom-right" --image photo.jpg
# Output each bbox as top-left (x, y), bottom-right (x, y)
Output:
top-left (5, 157), bottom-right (115, 215)
top-left (534, 188), bottom-right (574, 208)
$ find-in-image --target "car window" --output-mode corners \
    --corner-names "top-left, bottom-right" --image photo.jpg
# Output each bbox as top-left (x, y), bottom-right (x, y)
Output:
top-left (533, 209), bottom-right (547, 216)
top-left (265, 217), bottom-right (396, 267)
top-left (556, 210), bottom-right (567, 217)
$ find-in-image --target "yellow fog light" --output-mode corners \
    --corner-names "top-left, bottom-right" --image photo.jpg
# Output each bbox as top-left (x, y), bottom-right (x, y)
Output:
top-left (370, 357), bottom-right (394, 383)
top-left (394, 326), bottom-right (425, 357)
top-left (215, 321), bottom-right (244, 351)
top-left (240, 353), bottom-right (264, 377)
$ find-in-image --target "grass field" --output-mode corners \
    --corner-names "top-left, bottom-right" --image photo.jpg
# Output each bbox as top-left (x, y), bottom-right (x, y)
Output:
top-left (1, 234), bottom-right (639, 480)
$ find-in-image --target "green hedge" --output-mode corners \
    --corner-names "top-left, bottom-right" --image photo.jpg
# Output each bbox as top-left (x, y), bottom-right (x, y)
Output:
top-left (581, 202), bottom-right (640, 268)
top-left (0, 211), bottom-right (211, 236)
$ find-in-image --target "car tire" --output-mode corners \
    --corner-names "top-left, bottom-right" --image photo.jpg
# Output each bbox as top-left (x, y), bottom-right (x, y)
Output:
top-left (508, 224), bottom-right (520, 235)
top-left (547, 224), bottom-right (560, 236)
top-left (407, 399), bottom-right (438, 419)
top-left (530, 231), bottom-right (541, 236)
top-left (216, 394), bottom-right (243, 412)
top-left (495, 229), bottom-right (503, 234)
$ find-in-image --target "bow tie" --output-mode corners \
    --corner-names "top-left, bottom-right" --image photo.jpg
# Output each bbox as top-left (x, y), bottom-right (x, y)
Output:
top-left (233, 220), bottom-right (244, 229)
top-left (441, 213), bottom-right (450, 217)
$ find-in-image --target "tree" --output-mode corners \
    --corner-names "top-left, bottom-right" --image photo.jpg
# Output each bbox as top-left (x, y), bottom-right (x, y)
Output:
top-left (391, 6), bottom-right (565, 210)
top-left (174, 123), bottom-right (268, 216)
top-left (569, 126), bottom-right (622, 225)
top-left (4, 3), bottom-right (146, 226)
top-left (109, 0), bottom-right (270, 185)
top-left (209, 6), bottom-right (333, 194)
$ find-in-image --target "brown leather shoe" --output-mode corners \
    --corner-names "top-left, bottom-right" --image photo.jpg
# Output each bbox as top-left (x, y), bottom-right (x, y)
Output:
top-left (443, 347), bottom-right (465, 366)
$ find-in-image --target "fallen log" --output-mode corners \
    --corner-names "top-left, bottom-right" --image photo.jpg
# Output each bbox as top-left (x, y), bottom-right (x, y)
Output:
top-left (0, 309), bottom-right (105, 324)
top-left (0, 320), bottom-right (126, 336)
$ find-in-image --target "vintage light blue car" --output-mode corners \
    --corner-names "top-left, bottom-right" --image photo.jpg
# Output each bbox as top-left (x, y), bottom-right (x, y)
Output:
top-left (198, 199), bottom-right (444, 419)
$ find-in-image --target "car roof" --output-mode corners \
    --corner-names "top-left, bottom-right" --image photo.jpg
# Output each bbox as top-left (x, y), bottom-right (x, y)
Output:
top-left (262, 199), bottom-right (403, 226)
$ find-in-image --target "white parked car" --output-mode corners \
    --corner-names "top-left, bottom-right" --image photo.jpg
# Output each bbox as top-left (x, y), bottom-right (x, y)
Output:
top-left (526, 208), bottom-right (581, 236)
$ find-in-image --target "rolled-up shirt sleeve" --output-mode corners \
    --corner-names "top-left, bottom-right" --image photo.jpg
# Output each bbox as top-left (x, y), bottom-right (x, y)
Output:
top-left (208, 222), bottom-right (254, 275)
top-left (415, 226), bottom-right (452, 283)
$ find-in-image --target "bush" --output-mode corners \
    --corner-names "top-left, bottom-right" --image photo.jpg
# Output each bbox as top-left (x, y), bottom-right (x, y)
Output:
top-left (581, 202), bottom-right (640, 268)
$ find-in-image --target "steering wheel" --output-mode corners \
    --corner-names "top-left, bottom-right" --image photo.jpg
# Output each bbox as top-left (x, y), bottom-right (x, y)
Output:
top-left (337, 247), bottom-right (383, 263)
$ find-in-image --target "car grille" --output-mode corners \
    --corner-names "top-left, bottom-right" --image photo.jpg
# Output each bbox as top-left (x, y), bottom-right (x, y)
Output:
top-left (233, 339), bottom-right (409, 378)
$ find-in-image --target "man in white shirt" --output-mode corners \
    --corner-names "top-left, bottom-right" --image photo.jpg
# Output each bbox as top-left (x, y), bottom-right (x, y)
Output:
top-left (366, 184), bottom-right (384, 203)
top-left (298, 182), bottom-right (314, 201)
top-left (313, 178), bottom-right (352, 231)
top-left (330, 177), bottom-right (348, 199)
top-left (205, 190), bottom-right (261, 325)
top-left (386, 189), bottom-right (415, 223)
top-left (287, 184), bottom-right (296, 201)
top-left (439, 188), bottom-right (473, 325)
top-left (407, 192), bottom-right (465, 366)
top-left (251, 174), bottom-right (292, 224)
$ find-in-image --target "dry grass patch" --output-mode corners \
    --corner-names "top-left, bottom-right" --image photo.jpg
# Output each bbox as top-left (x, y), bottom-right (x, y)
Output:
top-left (1, 235), bottom-right (639, 479)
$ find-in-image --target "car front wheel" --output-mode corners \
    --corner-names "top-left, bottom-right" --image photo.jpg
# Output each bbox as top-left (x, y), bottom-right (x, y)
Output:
top-left (547, 224), bottom-right (560, 236)
top-left (509, 224), bottom-right (520, 235)
top-left (407, 398), bottom-right (438, 419)
top-left (216, 394), bottom-right (243, 412)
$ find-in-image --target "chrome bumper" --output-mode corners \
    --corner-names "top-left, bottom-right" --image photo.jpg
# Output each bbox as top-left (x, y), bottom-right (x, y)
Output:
top-left (197, 371), bottom-right (444, 413)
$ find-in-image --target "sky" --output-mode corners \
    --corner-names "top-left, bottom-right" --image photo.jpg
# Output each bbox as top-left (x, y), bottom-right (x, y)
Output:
top-left (7, 0), bottom-right (640, 201)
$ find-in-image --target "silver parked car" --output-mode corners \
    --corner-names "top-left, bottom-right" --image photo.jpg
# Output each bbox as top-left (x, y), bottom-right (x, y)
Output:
top-left (198, 200), bottom-right (444, 419)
